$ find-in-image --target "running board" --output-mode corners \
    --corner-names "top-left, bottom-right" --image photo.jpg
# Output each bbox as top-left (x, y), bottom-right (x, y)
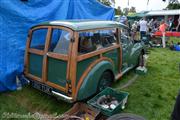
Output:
top-left (115, 66), bottom-right (134, 80)
top-left (122, 66), bottom-right (134, 75)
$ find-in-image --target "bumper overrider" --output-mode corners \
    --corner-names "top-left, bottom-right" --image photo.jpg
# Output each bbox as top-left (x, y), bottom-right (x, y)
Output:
top-left (18, 74), bottom-right (74, 103)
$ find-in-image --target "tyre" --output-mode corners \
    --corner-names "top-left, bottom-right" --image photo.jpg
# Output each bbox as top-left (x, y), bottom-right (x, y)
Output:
top-left (107, 113), bottom-right (146, 120)
top-left (97, 71), bottom-right (113, 92)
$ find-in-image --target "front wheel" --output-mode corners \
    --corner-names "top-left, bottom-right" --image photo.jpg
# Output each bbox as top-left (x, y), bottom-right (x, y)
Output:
top-left (97, 71), bottom-right (113, 92)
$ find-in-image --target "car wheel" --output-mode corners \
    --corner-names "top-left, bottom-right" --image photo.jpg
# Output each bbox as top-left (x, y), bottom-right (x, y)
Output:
top-left (97, 71), bottom-right (113, 92)
top-left (107, 113), bottom-right (146, 120)
top-left (138, 52), bottom-right (145, 67)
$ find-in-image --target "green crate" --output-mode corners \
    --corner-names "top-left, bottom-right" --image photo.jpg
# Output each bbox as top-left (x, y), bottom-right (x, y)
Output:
top-left (87, 87), bottom-right (129, 117)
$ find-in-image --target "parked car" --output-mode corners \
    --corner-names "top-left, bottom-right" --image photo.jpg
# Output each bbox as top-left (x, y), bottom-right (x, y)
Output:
top-left (20, 20), bottom-right (146, 103)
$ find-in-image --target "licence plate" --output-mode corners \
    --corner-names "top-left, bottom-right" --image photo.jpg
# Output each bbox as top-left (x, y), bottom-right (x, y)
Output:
top-left (31, 81), bottom-right (52, 95)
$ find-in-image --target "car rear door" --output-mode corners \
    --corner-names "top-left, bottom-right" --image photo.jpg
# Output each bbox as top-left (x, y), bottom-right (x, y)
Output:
top-left (25, 26), bottom-right (73, 94)
top-left (46, 27), bottom-right (73, 93)
top-left (25, 26), bottom-right (48, 82)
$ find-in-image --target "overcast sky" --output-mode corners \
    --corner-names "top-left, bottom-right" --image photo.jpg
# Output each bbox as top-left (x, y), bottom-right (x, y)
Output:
top-left (115, 0), bottom-right (179, 12)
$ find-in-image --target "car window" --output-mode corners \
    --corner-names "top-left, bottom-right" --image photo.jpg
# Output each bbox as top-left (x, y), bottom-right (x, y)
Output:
top-left (120, 28), bottom-right (130, 43)
top-left (30, 28), bottom-right (48, 50)
top-left (78, 29), bottom-right (117, 54)
top-left (121, 28), bottom-right (129, 37)
top-left (49, 28), bottom-right (70, 54)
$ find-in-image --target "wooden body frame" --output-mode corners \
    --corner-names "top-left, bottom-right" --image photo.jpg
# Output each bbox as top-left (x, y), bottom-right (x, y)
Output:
top-left (25, 26), bottom-right (73, 94)
top-left (24, 25), bottom-right (122, 101)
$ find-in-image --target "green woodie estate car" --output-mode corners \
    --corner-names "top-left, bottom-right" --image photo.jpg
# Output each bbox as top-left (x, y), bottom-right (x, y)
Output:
top-left (22, 20), bottom-right (146, 103)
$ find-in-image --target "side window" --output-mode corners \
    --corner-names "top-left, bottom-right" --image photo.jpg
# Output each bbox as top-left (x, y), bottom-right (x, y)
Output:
top-left (121, 28), bottom-right (129, 37)
top-left (30, 28), bottom-right (48, 50)
top-left (49, 29), bottom-right (71, 54)
top-left (78, 29), bottom-right (117, 54)
top-left (120, 28), bottom-right (129, 43)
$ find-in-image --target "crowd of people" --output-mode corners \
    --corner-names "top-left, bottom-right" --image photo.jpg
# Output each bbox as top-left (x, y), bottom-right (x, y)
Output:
top-left (119, 15), bottom-right (180, 40)
top-left (118, 15), bottom-right (180, 120)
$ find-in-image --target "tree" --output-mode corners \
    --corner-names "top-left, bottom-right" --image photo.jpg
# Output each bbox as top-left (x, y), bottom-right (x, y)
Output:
top-left (123, 8), bottom-right (129, 15)
top-left (97, 0), bottom-right (111, 6)
top-left (166, 3), bottom-right (180, 9)
top-left (166, 0), bottom-right (180, 9)
top-left (115, 6), bottom-right (122, 15)
top-left (98, 0), bottom-right (115, 7)
top-left (129, 7), bottom-right (136, 13)
top-left (162, 0), bottom-right (179, 3)
top-left (168, 0), bottom-right (179, 3)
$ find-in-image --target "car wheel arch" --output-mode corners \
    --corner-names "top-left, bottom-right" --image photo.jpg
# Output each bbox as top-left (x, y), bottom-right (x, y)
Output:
top-left (75, 59), bottom-right (115, 101)
top-left (97, 69), bottom-right (114, 92)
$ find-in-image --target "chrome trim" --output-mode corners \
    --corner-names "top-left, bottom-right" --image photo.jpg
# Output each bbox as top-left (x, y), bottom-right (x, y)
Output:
top-left (19, 74), bottom-right (30, 84)
top-left (51, 90), bottom-right (73, 103)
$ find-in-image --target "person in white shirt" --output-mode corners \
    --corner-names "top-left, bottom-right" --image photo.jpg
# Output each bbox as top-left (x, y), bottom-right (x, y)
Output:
top-left (139, 17), bottom-right (148, 39)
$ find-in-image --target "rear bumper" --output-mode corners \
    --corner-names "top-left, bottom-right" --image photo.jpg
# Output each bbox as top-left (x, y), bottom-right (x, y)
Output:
top-left (18, 74), bottom-right (74, 103)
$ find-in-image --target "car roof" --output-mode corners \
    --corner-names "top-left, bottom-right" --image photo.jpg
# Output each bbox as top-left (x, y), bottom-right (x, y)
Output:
top-left (32, 20), bottom-right (128, 31)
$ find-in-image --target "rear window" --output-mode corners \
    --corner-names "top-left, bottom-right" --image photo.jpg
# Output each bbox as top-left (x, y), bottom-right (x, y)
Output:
top-left (30, 28), bottom-right (48, 50)
top-left (49, 29), bottom-right (71, 55)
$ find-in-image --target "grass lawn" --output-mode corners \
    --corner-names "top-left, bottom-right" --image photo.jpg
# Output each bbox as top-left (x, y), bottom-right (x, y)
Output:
top-left (167, 37), bottom-right (180, 44)
top-left (113, 47), bottom-right (180, 120)
top-left (0, 38), bottom-right (180, 120)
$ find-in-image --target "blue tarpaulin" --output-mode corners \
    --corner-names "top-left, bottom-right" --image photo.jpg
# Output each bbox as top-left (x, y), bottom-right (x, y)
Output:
top-left (0, 0), bottom-right (114, 92)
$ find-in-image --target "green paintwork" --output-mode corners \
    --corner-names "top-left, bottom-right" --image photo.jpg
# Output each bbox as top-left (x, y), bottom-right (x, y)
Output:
top-left (76, 56), bottom-right (99, 86)
top-left (29, 53), bottom-right (43, 78)
top-left (47, 57), bottom-right (67, 87)
top-left (129, 43), bottom-right (143, 66)
top-left (32, 20), bottom-right (128, 31)
top-left (76, 61), bottom-right (114, 101)
top-left (103, 49), bottom-right (119, 74)
top-left (120, 33), bottom-right (145, 71)
top-left (26, 20), bottom-right (146, 102)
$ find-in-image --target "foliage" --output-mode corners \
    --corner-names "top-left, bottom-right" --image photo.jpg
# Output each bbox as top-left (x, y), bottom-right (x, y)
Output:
top-left (129, 7), bottom-right (136, 13)
top-left (115, 6), bottom-right (122, 15)
top-left (97, 0), bottom-right (111, 6)
top-left (166, 3), bottom-right (180, 9)
top-left (123, 8), bottom-right (129, 15)
top-left (168, 0), bottom-right (179, 4)
top-left (166, 0), bottom-right (180, 9)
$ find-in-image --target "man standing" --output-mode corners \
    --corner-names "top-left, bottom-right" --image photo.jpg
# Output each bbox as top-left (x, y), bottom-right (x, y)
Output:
top-left (139, 17), bottom-right (148, 39)
top-left (159, 20), bottom-right (168, 48)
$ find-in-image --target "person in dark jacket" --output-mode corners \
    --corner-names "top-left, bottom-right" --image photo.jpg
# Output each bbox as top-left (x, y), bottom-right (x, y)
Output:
top-left (171, 91), bottom-right (180, 120)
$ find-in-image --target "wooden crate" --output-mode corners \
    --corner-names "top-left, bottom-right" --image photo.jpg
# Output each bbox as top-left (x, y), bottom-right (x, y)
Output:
top-left (61, 102), bottom-right (100, 120)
